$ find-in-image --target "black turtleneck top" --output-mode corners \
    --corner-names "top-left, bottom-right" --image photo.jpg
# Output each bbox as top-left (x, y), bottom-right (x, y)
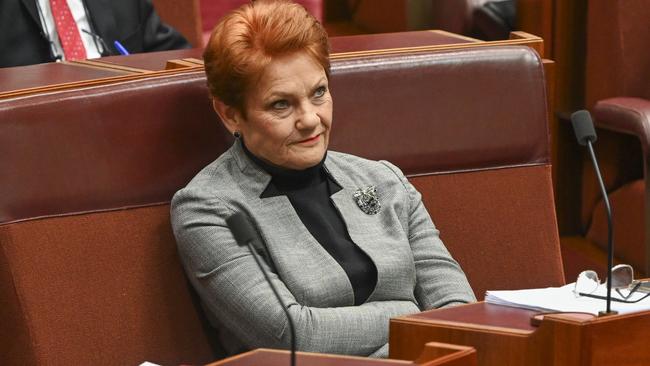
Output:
top-left (243, 143), bottom-right (378, 305)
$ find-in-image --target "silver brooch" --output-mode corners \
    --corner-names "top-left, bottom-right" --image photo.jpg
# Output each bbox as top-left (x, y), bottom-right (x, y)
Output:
top-left (353, 185), bottom-right (381, 215)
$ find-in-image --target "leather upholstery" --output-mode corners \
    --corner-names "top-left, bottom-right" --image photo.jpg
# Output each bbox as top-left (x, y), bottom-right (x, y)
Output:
top-left (585, 0), bottom-right (650, 109)
top-left (0, 71), bottom-right (227, 365)
top-left (0, 71), bottom-right (230, 224)
top-left (329, 47), bottom-right (550, 173)
top-left (0, 45), bottom-right (561, 364)
top-left (593, 98), bottom-right (650, 155)
top-left (0, 205), bottom-right (217, 365)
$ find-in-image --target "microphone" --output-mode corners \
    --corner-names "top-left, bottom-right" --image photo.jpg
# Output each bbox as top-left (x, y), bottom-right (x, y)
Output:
top-left (226, 212), bottom-right (297, 366)
top-left (571, 110), bottom-right (617, 316)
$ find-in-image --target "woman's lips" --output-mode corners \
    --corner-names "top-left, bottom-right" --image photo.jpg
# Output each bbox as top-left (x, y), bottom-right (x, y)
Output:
top-left (296, 134), bottom-right (321, 145)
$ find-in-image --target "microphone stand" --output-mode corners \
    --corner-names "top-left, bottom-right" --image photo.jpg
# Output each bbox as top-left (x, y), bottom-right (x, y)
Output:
top-left (227, 212), bottom-right (297, 366)
top-left (585, 140), bottom-right (617, 316)
top-left (572, 109), bottom-right (617, 316)
top-left (245, 240), bottom-right (297, 366)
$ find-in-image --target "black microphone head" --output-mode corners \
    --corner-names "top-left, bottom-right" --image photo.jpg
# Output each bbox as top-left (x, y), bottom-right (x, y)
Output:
top-left (226, 212), bottom-right (257, 246)
top-left (571, 110), bottom-right (598, 146)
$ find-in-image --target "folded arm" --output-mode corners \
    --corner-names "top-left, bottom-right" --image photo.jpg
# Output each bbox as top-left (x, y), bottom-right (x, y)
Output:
top-left (380, 161), bottom-right (477, 310)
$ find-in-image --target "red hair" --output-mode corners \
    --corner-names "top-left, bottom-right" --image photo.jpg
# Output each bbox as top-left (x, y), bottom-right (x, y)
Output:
top-left (203, 0), bottom-right (330, 112)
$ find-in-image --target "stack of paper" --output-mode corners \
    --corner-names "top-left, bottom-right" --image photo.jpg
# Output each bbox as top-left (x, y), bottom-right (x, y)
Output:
top-left (486, 283), bottom-right (650, 315)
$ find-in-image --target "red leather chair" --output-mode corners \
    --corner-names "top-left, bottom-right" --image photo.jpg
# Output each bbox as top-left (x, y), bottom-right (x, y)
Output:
top-left (330, 46), bottom-right (563, 299)
top-left (0, 71), bottom-right (229, 365)
top-left (0, 45), bottom-right (561, 365)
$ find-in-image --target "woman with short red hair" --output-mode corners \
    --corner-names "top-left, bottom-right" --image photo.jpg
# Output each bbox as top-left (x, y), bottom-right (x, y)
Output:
top-left (172, 0), bottom-right (474, 358)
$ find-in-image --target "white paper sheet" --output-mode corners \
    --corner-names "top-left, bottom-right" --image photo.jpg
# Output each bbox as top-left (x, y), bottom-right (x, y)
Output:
top-left (485, 283), bottom-right (650, 315)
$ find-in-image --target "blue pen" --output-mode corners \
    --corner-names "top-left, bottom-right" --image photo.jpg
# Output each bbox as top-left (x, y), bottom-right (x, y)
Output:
top-left (113, 40), bottom-right (130, 55)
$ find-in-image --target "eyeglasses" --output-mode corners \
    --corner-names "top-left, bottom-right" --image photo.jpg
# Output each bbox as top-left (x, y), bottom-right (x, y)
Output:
top-left (573, 264), bottom-right (650, 304)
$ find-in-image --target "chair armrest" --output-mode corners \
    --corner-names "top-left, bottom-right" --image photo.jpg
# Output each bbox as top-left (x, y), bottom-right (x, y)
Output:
top-left (593, 97), bottom-right (650, 157)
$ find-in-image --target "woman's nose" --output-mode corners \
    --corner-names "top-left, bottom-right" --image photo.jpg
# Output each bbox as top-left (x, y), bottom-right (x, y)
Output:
top-left (295, 103), bottom-right (320, 130)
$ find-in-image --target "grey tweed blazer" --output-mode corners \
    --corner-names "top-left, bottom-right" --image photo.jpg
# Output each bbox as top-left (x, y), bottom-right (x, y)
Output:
top-left (171, 140), bottom-right (475, 357)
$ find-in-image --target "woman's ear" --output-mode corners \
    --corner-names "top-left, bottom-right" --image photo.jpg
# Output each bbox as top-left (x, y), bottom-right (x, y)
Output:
top-left (212, 98), bottom-right (243, 135)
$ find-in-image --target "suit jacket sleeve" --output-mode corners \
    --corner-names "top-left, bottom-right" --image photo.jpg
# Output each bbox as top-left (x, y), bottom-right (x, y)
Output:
top-left (171, 187), bottom-right (420, 357)
top-left (380, 161), bottom-right (477, 309)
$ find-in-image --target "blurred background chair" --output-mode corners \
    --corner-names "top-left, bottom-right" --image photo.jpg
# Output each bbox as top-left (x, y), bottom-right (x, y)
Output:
top-left (330, 46), bottom-right (564, 299)
top-left (152, 0), bottom-right (519, 47)
top-left (153, 0), bottom-right (204, 47)
top-left (200, 0), bottom-right (324, 44)
top-left (561, 0), bottom-right (650, 280)
top-left (342, 0), bottom-right (514, 39)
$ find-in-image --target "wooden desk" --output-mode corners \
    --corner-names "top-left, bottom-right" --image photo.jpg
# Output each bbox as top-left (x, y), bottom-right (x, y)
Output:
top-left (390, 302), bottom-right (650, 366)
top-left (207, 342), bottom-right (477, 366)
top-left (0, 62), bottom-right (130, 96)
top-left (0, 49), bottom-right (204, 100)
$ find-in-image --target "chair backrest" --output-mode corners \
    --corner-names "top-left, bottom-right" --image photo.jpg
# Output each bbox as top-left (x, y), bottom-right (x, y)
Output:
top-left (579, 0), bottom-right (650, 277)
top-left (329, 46), bottom-right (563, 298)
top-left (581, 0), bottom-right (650, 222)
top-left (0, 72), bottom-right (230, 365)
top-left (585, 0), bottom-right (650, 108)
top-left (0, 45), bottom-right (562, 365)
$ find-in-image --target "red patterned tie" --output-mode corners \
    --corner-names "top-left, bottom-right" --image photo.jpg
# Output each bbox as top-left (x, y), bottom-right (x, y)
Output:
top-left (49, 0), bottom-right (87, 60)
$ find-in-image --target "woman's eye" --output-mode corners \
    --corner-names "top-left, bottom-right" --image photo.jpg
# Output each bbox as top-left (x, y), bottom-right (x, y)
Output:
top-left (314, 86), bottom-right (327, 98)
top-left (271, 100), bottom-right (289, 110)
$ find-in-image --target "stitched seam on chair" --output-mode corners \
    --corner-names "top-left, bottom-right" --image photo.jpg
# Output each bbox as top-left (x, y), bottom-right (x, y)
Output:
top-left (404, 161), bottom-right (548, 178)
top-left (0, 201), bottom-right (171, 227)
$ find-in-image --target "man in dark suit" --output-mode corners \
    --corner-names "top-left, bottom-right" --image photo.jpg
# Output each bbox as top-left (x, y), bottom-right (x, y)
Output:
top-left (0, 0), bottom-right (191, 67)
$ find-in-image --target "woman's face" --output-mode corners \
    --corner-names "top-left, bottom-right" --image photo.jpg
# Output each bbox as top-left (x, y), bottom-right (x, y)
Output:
top-left (237, 52), bottom-right (332, 170)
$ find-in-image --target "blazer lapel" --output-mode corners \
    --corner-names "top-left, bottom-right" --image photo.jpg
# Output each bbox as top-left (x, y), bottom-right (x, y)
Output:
top-left (230, 141), bottom-right (354, 306)
top-left (255, 192), bottom-right (355, 306)
top-left (329, 186), bottom-right (384, 253)
top-left (326, 161), bottom-right (383, 254)
top-left (328, 159), bottom-right (410, 303)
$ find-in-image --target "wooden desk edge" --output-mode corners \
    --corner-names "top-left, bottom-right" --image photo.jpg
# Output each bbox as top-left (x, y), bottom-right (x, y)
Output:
top-left (71, 59), bottom-right (152, 74)
top-left (205, 348), bottom-right (414, 366)
top-left (206, 343), bottom-right (477, 366)
top-left (391, 317), bottom-right (534, 337)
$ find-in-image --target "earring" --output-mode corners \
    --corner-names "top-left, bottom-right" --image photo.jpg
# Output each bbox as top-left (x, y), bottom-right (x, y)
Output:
top-left (233, 131), bottom-right (241, 138)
